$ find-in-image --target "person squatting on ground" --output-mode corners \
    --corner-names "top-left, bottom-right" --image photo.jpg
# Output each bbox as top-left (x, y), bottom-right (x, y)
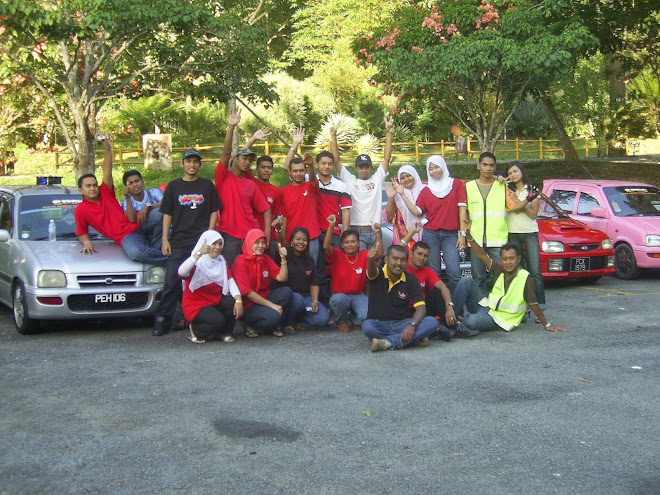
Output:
top-left (178, 230), bottom-right (243, 344)
top-left (452, 233), bottom-right (567, 334)
top-left (75, 136), bottom-right (167, 267)
top-left (152, 147), bottom-right (222, 336)
top-left (363, 244), bottom-right (438, 352)
top-left (232, 228), bottom-right (295, 337)
top-left (323, 215), bottom-right (382, 333)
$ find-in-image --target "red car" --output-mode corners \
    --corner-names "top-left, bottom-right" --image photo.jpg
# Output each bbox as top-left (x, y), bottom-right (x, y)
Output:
top-left (537, 194), bottom-right (615, 281)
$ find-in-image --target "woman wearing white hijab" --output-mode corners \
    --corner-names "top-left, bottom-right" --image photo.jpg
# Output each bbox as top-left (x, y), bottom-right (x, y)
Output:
top-left (178, 230), bottom-right (243, 343)
top-left (384, 165), bottom-right (425, 247)
top-left (394, 155), bottom-right (467, 291)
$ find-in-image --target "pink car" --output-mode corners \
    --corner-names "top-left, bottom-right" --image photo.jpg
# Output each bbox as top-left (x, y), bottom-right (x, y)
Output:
top-left (543, 179), bottom-right (660, 279)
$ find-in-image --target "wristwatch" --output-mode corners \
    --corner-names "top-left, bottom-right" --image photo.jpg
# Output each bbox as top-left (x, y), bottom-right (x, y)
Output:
top-left (446, 302), bottom-right (454, 307)
top-left (409, 321), bottom-right (417, 327)
top-left (459, 231), bottom-right (467, 237)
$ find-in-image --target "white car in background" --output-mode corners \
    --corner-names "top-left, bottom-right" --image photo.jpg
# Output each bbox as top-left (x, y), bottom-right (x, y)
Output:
top-left (0, 184), bottom-right (165, 334)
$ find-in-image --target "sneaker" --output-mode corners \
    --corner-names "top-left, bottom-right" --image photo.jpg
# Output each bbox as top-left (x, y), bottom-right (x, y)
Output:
top-left (431, 323), bottom-right (454, 342)
top-left (370, 338), bottom-right (392, 352)
top-left (152, 316), bottom-right (170, 337)
top-left (414, 337), bottom-right (429, 348)
top-left (453, 321), bottom-right (480, 338)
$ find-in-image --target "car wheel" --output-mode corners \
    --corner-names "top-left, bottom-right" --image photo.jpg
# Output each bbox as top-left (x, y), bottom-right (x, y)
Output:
top-left (614, 243), bottom-right (641, 280)
top-left (13, 281), bottom-right (40, 335)
top-left (581, 276), bottom-right (601, 284)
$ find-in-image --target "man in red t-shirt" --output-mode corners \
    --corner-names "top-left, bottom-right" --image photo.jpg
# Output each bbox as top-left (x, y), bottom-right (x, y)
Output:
top-left (280, 127), bottom-right (321, 262)
top-left (75, 137), bottom-right (167, 266)
top-left (406, 240), bottom-right (478, 339)
top-left (251, 155), bottom-right (282, 258)
top-left (215, 108), bottom-right (271, 266)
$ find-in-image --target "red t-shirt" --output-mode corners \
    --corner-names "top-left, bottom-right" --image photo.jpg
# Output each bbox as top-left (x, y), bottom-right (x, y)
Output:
top-left (181, 265), bottom-right (234, 322)
top-left (406, 264), bottom-right (440, 298)
top-left (75, 182), bottom-right (139, 244)
top-left (215, 161), bottom-right (270, 239)
top-left (232, 255), bottom-right (281, 309)
top-left (280, 182), bottom-right (321, 240)
top-left (327, 248), bottom-right (369, 295)
top-left (317, 177), bottom-right (352, 235)
top-left (415, 179), bottom-right (467, 231)
top-left (253, 179), bottom-right (281, 241)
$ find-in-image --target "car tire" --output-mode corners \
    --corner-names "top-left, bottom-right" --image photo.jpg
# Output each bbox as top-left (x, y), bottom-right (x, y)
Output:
top-left (13, 281), bottom-right (40, 335)
top-left (614, 243), bottom-right (641, 280)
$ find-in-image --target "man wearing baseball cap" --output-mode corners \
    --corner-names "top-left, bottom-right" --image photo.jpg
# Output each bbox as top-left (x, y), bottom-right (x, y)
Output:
top-left (215, 108), bottom-right (272, 266)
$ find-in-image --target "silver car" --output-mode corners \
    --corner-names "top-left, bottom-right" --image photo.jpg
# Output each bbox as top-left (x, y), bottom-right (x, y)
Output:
top-left (0, 184), bottom-right (165, 334)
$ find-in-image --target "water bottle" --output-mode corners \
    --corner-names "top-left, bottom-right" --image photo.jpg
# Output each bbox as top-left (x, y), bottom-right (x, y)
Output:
top-left (48, 219), bottom-right (56, 241)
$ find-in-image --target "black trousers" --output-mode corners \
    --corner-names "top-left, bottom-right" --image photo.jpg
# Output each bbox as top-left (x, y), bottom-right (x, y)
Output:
top-left (191, 296), bottom-right (236, 340)
top-left (155, 248), bottom-right (189, 322)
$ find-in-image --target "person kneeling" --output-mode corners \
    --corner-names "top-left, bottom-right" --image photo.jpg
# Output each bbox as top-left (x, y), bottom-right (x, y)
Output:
top-left (363, 244), bottom-right (438, 352)
top-left (178, 231), bottom-right (243, 344)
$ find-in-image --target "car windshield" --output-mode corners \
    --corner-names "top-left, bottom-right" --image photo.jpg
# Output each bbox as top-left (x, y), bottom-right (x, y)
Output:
top-left (537, 195), bottom-right (571, 220)
top-left (17, 194), bottom-right (103, 241)
top-left (603, 186), bottom-right (660, 217)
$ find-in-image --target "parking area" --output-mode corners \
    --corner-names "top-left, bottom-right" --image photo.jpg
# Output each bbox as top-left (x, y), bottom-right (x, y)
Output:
top-left (1, 274), bottom-right (658, 495)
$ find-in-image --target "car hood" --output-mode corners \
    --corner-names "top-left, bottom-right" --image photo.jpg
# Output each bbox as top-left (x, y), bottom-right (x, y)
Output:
top-left (539, 218), bottom-right (607, 242)
top-left (24, 240), bottom-right (146, 273)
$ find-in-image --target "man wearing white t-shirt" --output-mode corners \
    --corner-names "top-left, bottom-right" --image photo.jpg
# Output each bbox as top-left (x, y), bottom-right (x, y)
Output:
top-left (334, 116), bottom-right (393, 250)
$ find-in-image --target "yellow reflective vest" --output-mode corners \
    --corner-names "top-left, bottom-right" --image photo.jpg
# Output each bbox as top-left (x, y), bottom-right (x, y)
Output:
top-left (465, 180), bottom-right (508, 247)
top-left (479, 268), bottom-right (529, 331)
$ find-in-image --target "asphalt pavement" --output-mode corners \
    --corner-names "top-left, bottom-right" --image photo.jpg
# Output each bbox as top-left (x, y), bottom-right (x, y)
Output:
top-left (1, 274), bottom-right (658, 495)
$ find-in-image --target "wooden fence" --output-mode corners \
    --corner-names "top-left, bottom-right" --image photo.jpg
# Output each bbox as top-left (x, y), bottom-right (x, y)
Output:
top-left (53, 136), bottom-right (606, 168)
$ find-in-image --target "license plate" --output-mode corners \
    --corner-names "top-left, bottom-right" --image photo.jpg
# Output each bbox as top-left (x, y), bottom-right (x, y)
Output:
top-left (570, 258), bottom-right (590, 272)
top-left (94, 293), bottom-right (127, 304)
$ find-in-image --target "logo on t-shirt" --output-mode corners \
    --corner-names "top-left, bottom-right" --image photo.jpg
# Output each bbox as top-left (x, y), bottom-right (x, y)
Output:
top-left (355, 267), bottom-right (363, 274)
top-left (303, 190), bottom-right (308, 196)
top-left (178, 194), bottom-right (205, 208)
top-left (397, 290), bottom-right (407, 300)
top-left (419, 281), bottom-right (426, 288)
top-left (267, 196), bottom-right (274, 204)
top-left (305, 270), bottom-right (312, 276)
top-left (262, 271), bottom-right (269, 278)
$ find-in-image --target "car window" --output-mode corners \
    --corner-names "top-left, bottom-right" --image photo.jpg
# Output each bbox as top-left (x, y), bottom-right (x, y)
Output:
top-left (17, 194), bottom-right (102, 241)
top-left (549, 189), bottom-right (576, 213)
top-left (0, 195), bottom-right (12, 232)
top-left (603, 186), bottom-right (660, 217)
top-left (577, 192), bottom-right (602, 215)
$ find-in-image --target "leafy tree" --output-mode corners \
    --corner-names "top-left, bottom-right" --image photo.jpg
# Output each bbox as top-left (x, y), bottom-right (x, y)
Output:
top-left (355, 1), bottom-right (595, 152)
top-left (507, 95), bottom-right (551, 138)
top-left (0, 0), bottom-right (275, 177)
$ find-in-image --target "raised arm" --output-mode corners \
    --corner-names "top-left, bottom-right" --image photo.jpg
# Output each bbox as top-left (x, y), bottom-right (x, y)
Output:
top-left (284, 127), bottom-right (305, 175)
top-left (100, 136), bottom-right (113, 189)
top-left (382, 116), bottom-right (394, 175)
top-left (324, 215), bottom-right (336, 258)
top-left (306, 150), bottom-right (318, 188)
top-left (399, 221), bottom-right (422, 246)
top-left (245, 127), bottom-right (272, 149)
top-left (274, 243), bottom-right (288, 282)
top-left (220, 108), bottom-right (241, 167)
top-left (393, 178), bottom-right (422, 216)
top-left (330, 125), bottom-right (343, 175)
top-left (384, 182), bottom-right (397, 223)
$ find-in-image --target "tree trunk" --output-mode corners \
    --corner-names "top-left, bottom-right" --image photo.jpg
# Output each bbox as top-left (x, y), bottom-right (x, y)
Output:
top-left (539, 91), bottom-right (580, 166)
top-left (607, 55), bottom-right (627, 157)
top-left (72, 106), bottom-right (96, 178)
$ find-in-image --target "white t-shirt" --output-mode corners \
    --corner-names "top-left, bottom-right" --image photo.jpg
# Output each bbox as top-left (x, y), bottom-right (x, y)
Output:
top-left (339, 164), bottom-right (387, 226)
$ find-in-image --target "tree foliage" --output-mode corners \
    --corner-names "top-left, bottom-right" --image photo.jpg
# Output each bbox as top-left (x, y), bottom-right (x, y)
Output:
top-left (0, 0), bottom-right (276, 176)
top-left (355, 0), bottom-right (596, 151)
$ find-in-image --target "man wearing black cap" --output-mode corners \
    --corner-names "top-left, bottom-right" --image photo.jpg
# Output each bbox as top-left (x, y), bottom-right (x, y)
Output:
top-left (152, 147), bottom-right (222, 336)
top-left (335, 117), bottom-right (394, 250)
top-left (215, 108), bottom-right (271, 265)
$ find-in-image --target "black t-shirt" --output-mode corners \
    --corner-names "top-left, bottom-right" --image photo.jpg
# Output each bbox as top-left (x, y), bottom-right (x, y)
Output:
top-left (160, 178), bottom-right (222, 251)
top-left (274, 249), bottom-right (321, 297)
top-left (366, 266), bottom-right (425, 321)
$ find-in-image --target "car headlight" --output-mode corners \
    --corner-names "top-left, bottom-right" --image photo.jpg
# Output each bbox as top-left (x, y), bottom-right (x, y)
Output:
top-left (37, 270), bottom-right (66, 288)
top-left (645, 235), bottom-right (660, 247)
top-left (146, 266), bottom-right (166, 284)
top-left (542, 241), bottom-right (565, 253)
top-left (601, 238), bottom-right (613, 250)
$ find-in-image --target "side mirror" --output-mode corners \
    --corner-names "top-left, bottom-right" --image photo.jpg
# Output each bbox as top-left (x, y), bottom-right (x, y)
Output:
top-left (0, 229), bottom-right (10, 242)
top-left (590, 207), bottom-right (607, 218)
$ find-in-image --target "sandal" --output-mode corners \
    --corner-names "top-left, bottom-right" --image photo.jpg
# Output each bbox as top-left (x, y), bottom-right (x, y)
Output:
top-left (244, 326), bottom-right (259, 338)
top-left (272, 329), bottom-right (284, 337)
top-left (337, 322), bottom-right (350, 333)
top-left (294, 322), bottom-right (307, 332)
top-left (282, 325), bottom-right (296, 335)
top-left (188, 324), bottom-right (206, 344)
top-left (219, 334), bottom-right (235, 343)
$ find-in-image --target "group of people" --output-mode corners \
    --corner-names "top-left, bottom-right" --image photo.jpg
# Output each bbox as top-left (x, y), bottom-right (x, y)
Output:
top-left (74, 114), bottom-right (566, 352)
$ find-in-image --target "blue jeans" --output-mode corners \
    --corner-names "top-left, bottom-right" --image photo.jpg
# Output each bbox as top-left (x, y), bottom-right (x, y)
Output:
top-left (357, 229), bottom-right (376, 251)
top-left (422, 229), bottom-right (461, 292)
top-left (121, 208), bottom-right (167, 266)
top-left (470, 245), bottom-right (502, 295)
top-left (362, 316), bottom-right (438, 349)
top-left (452, 277), bottom-right (500, 332)
top-left (328, 293), bottom-right (368, 325)
top-left (242, 286), bottom-right (293, 333)
top-left (290, 293), bottom-right (330, 327)
top-left (508, 232), bottom-right (546, 306)
top-left (308, 237), bottom-right (320, 266)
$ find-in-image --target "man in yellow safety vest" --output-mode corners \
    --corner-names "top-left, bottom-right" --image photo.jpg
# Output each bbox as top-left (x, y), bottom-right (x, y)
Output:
top-left (452, 233), bottom-right (567, 334)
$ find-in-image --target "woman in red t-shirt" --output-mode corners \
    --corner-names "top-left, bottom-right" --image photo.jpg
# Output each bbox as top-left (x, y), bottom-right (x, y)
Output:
top-left (178, 230), bottom-right (243, 344)
top-left (393, 155), bottom-right (467, 292)
top-left (323, 215), bottom-right (382, 332)
top-left (232, 228), bottom-right (293, 337)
